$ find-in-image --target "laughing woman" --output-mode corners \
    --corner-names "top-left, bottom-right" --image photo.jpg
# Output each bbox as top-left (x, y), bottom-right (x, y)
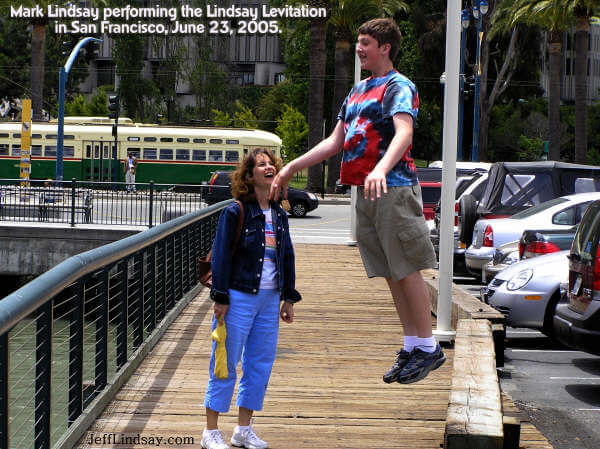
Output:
top-left (201, 148), bottom-right (301, 449)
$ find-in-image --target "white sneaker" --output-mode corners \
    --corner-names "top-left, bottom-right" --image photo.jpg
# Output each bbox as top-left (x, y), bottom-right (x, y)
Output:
top-left (201, 429), bottom-right (230, 449)
top-left (230, 422), bottom-right (268, 449)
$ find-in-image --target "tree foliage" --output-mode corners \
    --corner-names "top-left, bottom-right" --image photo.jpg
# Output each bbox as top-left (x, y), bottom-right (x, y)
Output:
top-left (276, 104), bottom-right (309, 161)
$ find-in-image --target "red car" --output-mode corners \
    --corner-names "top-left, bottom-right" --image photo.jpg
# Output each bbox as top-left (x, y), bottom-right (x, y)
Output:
top-left (419, 181), bottom-right (441, 221)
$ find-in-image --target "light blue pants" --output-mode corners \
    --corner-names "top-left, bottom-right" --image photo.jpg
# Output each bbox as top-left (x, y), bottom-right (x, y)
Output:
top-left (204, 288), bottom-right (280, 413)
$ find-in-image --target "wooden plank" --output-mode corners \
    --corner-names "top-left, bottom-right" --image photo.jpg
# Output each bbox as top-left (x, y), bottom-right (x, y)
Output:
top-left (71, 244), bottom-right (551, 449)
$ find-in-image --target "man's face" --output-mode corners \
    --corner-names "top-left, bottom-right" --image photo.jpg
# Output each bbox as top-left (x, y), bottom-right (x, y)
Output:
top-left (356, 34), bottom-right (390, 72)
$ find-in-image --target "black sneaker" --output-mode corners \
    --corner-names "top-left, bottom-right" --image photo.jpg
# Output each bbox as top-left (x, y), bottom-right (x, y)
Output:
top-left (397, 344), bottom-right (446, 384)
top-left (382, 349), bottom-right (412, 384)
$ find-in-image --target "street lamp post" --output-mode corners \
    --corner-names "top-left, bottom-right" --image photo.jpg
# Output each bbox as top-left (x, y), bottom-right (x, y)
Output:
top-left (458, 9), bottom-right (470, 161)
top-left (471, 0), bottom-right (488, 162)
top-left (56, 36), bottom-right (102, 181)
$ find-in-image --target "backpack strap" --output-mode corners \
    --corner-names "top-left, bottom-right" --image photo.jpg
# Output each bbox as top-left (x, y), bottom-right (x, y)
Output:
top-left (232, 200), bottom-right (244, 254)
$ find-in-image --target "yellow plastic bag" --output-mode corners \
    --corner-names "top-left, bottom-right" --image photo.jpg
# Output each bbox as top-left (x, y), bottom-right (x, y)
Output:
top-left (211, 320), bottom-right (228, 379)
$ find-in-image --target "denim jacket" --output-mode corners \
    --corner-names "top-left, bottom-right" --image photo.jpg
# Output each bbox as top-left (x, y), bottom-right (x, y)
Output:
top-left (210, 200), bottom-right (302, 305)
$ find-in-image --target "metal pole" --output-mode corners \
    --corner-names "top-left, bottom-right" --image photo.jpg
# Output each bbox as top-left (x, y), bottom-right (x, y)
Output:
top-left (435, 0), bottom-right (461, 343)
top-left (57, 37), bottom-right (102, 182)
top-left (458, 17), bottom-right (468, 161)
top-left (347, 51), bottom-right (361, 246)
top-left (56, 68), bottom-right (66, 181)
top-left (472, 3), bottom-right (482, 162)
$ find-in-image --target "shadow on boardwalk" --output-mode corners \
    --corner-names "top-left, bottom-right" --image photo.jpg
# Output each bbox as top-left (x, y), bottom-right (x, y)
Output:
top-left (75, 244), bottom-right (550, 449)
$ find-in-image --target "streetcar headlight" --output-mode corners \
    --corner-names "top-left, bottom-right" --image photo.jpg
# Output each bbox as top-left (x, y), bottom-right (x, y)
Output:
top-left (506, 269), bottom-right (533, 291)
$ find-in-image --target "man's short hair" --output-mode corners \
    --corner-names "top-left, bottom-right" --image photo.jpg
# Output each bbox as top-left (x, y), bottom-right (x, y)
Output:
top-left (358, 18), bottom-right (402, 61)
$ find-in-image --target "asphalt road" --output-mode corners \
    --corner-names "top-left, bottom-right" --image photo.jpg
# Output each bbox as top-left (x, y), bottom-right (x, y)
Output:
top-left (290, 203), bottom-right (600, 448)
top-left (454, 275), bottom-right (600, 449)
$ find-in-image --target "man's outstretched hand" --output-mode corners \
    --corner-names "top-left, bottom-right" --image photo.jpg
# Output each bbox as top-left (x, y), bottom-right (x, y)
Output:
top-left (269, 165), bottom-right (293, 201)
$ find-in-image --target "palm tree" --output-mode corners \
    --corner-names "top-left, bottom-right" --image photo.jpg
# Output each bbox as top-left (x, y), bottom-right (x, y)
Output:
top-left (502, 0), bottom-right (573, 161)
top-left (305, 0), bottom-right (330, 192)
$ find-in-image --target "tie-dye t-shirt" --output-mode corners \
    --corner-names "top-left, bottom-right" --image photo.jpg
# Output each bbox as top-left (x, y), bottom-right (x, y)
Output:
top-left (337, 69), bottom-right (418, 187)
top-left (259, 208), bottom-right (278, 290)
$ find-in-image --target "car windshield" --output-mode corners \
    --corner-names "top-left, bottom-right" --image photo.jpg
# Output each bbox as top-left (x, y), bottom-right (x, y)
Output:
top-left (510, 197), bottom-right (568, 219)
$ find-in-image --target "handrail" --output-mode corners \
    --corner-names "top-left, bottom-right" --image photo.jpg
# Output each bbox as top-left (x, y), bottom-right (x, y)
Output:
top-left (0, 198), bottom-right (230, 448)
top-left (0, 200), bottom-right (230, 337)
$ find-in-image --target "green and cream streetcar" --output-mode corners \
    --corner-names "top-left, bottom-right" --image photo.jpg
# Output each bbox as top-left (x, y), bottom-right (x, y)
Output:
top-left (0, 117), bottom-right (282, 183)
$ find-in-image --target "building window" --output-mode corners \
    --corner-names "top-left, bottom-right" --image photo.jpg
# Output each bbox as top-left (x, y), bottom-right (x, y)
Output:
top-left (97, 60), bottom-right (115, 87)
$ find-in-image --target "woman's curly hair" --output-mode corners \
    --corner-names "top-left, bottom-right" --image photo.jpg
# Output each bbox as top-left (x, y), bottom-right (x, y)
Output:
top-left (231, 148), bottom-right (283, 201)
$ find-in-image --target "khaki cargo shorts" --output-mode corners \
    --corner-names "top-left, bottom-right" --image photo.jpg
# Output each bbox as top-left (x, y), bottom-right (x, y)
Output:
top-left (356, 184), bottom-right (436, 281)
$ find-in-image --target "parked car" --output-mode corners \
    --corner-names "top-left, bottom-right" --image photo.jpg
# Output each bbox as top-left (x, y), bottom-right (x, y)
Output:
top-left (458, 161), bottom-right (600, 250)
top-left (481, 240), bottom-right (520, 284)
top-left (204, 171), bottom-right (319, 217)
top-left (420, 181), bottom-right (441, 221)
top-left (483, 226), bottom-right (579, 284)
top-left (482, 250), bottom-right (569, 336)
top-left (431, 170), bottom-right (490, 273)
top-left (518, 226), bottom-right (578, 259)
top-left (554, 200), bottom-right (600, 354)
top-left (465, 192), bottom-right (600, 277)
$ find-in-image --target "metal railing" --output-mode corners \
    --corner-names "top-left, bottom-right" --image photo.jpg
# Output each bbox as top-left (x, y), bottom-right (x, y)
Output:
top-left (0, 200), bottom-right (229, 449)
top-left (0, 179), bottom-right (215, 227)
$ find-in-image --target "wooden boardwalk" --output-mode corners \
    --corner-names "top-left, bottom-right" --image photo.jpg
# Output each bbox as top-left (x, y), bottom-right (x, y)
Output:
top-left (75, 244), bottom-right (552, 449)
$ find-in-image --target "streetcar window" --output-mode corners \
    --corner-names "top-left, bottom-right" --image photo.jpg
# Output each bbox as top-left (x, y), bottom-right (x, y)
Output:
top-left (143, 148), bottom-right (156, 159)
top-left (192, 149), bottom-right (206, 161)
top-left (128, 149), bottom-right (141, 159)
top-left (85, 145), bottom-right (91, 158)
top-left (31, 145), bottom-right (42, 156)
top-left (209, 150), bottom-right (223, 161)
top-left (11, 144), bottom-right (20, 156)
top-left (144, 137), bottom-right (157, 142)
top-left (128, 137), bottom-right (140, 141)
top-left (64, 146), bottom-right (75, 157)
top-left (176, 149), bottom-right (190, 160)
top-left (103, 146), bottom-right (109, 159)
top-left (45, 145), bottom-right (56, 157)
top-left (0, 144), bottom-right (8, 155)
top-left (0, 134), bottom-right (8, 138)
top-left (12, 133), bottom-right (20, 138)
top-left (210, 139), bottom-right (223, 144)
top-left (159, 149), bottom-right (173, 160)
top-left (160, 137), bottom-right (173, 142)
top-left (193, 138), bottom-right (206, 143)
top-left (32, 134), bottom-right (41, 139)
top-left (46, 134), bottom-right (57, 140)
top-left (177, 137), bottom-right (190, 143)
top-left (64, 135), bottom-right (75, 140)
top-left (226, 139), bottom-right (239, 145)
top-left (225, 151), bottom-right (239, 162)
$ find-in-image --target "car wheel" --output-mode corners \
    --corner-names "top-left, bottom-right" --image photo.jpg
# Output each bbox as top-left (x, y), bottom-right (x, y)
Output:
top-left (290, 201), bottom-right (307, 217)
top-left (458, 194), bottom-right (477, 246)
top-left (541, 291), bottom-right (561, 339)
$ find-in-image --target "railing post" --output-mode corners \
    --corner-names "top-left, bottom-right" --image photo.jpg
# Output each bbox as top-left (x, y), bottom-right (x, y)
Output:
top-left (168, 235), bottom-right (175, 310)
top-left (70, 177), bottom-right (76, 227)
top-left (35, 301), bottom-right (52, 449)
top-left (0, 332), bottom-right (9, 449)
top-left (116, 261), bottom-right (128, 370)
top-left (95, 270), bottom-right (109, 393)
top-left (68, 281), bottom-right (84, 426)
top-left (133, 253), bottom-right (144, 349)
top-left (148, 246), bottom-right (156, 332)
top-left (149, 181), bottom-right (154, 228)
